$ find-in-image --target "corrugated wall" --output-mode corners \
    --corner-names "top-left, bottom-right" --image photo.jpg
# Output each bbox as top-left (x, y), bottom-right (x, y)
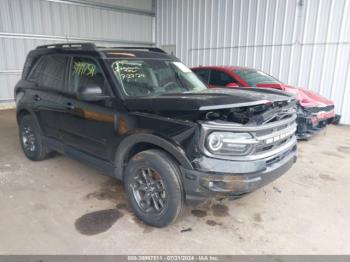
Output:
top-left (0, 0), bottom-right (155, 103)
top-left (156, 0), bottom-right (350, 124)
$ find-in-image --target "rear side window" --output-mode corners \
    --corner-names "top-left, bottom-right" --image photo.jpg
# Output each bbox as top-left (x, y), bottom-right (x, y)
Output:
top-left (209, 70), bottom-right (236, 86)
top-left (193, 69), bottom-right (210, 84)
top-left (69, 57), bottom-right (107, 94)
top-left (28, 55), bottom-right (68, 90)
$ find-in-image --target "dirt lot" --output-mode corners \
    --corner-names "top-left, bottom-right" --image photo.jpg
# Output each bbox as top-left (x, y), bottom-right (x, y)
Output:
top-left (0, 109), bottom-right (349, 254)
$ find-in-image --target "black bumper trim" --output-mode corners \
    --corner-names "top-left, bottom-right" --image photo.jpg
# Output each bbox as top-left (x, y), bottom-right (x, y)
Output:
top-left (181, 146), bottom-right (297, 199)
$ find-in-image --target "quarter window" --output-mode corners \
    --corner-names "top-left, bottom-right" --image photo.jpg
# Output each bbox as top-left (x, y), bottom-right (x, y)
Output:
top-left (27, 57), bottom-right (46, 82)
top-left (69, 57), bottom-right (106, 94)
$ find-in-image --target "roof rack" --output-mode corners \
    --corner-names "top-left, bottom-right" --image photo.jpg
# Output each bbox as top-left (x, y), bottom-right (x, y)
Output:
top-left (35, 43), bottom-right (167, 55)
top-left (36, 43), bottom-right (98, 51)
top-left (102, 46), bottom-right (167, 54)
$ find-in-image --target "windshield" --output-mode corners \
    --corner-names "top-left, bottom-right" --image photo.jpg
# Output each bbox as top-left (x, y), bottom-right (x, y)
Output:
top-left (109, 59), bottom-right (207, 97)
top-left (234, 69), bottom-right (281, 86)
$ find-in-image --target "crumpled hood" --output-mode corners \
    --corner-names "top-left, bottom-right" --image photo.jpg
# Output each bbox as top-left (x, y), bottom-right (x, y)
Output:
top-left (124, 87), bottom-right (294, 112)
top-left (281, 85), bottom-right (334, 108)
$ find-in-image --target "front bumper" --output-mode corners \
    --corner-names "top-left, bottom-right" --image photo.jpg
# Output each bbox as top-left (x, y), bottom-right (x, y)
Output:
top-left (181, 143), bottom-right (297, 199)
top-left (296, 111), bottom-right (337, 140)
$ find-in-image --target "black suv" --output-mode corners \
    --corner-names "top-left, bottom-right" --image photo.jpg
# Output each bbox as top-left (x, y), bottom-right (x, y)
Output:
top-left (15, 43), bottom-right (297, 227)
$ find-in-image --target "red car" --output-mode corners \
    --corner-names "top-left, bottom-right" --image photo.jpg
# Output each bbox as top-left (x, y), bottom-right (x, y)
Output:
top-left (192, 66), bottom-right (340, 139)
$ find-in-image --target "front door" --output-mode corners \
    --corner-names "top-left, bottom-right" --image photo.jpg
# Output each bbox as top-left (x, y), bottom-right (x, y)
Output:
top-left (58, 56), bottom-right (116, 161)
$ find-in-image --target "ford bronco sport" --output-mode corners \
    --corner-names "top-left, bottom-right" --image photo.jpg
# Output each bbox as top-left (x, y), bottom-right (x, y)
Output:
top-left (15, 43), bottom-right (297, 227)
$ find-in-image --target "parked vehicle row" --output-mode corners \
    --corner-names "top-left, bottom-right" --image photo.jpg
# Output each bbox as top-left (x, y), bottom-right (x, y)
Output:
top-left (16, 44), bottom-right (299, 227)
top-left (192, 66), bottom-right (340, 139)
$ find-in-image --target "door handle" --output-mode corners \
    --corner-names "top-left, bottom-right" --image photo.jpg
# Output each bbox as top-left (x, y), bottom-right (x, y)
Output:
top-left (33, 94), bottom-right (41, 101)
top-left (66, 102), bottom-right (75, 110)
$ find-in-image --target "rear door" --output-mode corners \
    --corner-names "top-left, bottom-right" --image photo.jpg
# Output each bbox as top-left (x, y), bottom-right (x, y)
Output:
top-left (26, 54), bottom-right (69, 138)
top-left (58, 56), bottom-right (116, 161)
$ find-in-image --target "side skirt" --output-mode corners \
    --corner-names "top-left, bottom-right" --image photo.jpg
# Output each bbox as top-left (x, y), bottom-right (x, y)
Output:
top-left (43, 136), bottom-right (116, 177)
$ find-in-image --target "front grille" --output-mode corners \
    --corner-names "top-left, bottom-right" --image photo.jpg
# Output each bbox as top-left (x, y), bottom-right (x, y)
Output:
top-left (254, 117), bottom-right (296, 155)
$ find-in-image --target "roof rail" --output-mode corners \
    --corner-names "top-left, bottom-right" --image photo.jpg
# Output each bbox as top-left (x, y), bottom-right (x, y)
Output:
top-left (36, 42), bottom-right (97, 51)
top-left (104, 46), bottom-right (167, 54)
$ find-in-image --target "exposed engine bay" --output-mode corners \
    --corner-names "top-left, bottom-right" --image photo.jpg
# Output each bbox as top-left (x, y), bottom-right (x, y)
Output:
top-left (203, 100), bottom-right (296, 125)
top-left (125, 88), bottom-right (297, 126)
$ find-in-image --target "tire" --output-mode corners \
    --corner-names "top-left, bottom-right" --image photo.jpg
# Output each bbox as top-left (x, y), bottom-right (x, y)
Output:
top-left (124, 149), bottom-right (184, 227)
top-left (19, 115), bottom-right (50, 161)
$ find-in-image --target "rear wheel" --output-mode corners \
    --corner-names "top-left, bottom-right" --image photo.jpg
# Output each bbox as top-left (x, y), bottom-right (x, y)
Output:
top-left (19, 115), bottom-right (50, 161)
top-left (124, 149), bottom-right (184, 227)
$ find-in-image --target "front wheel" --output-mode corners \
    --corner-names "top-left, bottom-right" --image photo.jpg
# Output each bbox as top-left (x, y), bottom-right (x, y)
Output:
top-left (124, 149), bottom-right (184, 227)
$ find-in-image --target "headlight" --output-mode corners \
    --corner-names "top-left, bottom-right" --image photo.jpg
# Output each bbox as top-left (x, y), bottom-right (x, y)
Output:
top-left (206, 132), bottom-right (254, 156)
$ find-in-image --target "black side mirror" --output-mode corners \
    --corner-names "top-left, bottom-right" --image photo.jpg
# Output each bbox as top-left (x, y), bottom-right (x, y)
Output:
top-left (77, 85), bottom-right (109, 101)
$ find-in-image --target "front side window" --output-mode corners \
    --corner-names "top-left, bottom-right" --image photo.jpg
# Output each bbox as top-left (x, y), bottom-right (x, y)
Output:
top-left (193, 69), bottom-right (210, 84)
top-left (69, 57), bottom-right (107, 94)
top-left (209, 70), bottom-right (236, 86)
top-left (234, 69), bottom-right (281, 86)
top-left (109, 59), bottom-right (207, 97)
top-left (28, 55), bottom-right (68, 90)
